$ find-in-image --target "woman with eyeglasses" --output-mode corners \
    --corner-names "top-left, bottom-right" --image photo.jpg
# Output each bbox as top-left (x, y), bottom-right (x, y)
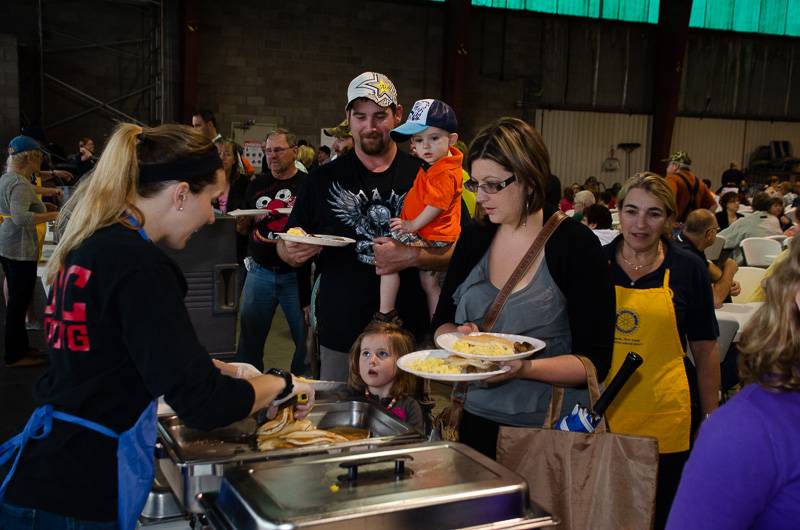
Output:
top-left (431, 117), bottom-right (615, 459)
top-left (715, 191), bottom-right (743, 230)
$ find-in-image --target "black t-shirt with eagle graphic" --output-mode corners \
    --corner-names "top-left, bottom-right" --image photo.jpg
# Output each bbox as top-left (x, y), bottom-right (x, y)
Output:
top-left (245, 169), bottom-right (307, 270)
top-left (287, 150), bottom-right (429, 352)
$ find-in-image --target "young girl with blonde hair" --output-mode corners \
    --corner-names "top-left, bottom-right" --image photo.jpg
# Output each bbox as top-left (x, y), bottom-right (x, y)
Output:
top-left (348, 322), bottom-right (424, 432)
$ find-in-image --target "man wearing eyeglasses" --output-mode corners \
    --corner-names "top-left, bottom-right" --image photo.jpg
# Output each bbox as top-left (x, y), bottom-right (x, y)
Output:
top-left (235, 128), bottom-right (310, 376)
top-left (278, 72), bottom-right (456, 381)
top-left (675, 209), bottom-right (740, 309)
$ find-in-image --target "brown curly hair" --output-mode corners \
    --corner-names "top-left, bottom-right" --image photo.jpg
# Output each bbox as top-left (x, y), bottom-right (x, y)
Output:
top-left (738, 238), bottom-right (800, 391)
top-left (347, 322), bottom-right (418, 398)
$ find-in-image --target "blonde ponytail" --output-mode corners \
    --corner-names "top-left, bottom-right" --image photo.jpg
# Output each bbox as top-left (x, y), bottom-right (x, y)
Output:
top-left (45, 122), bottom-right (218, 284)
top-left (46, 124), bottom-right (141, 283)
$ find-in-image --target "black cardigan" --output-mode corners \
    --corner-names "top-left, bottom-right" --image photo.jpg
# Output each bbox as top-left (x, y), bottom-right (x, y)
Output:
top-left (431, 204), bottom-right (615, 380)
top-left (715, 209), bottom-right (743, 231)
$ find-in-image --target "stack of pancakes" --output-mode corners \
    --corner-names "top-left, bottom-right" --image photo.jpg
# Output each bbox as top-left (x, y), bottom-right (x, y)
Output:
top-left (256, 408), bottom-right (349, 451)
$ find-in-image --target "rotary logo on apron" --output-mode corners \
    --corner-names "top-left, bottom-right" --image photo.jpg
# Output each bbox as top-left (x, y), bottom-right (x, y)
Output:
top-left (605, 269), bottom-right (692, 454)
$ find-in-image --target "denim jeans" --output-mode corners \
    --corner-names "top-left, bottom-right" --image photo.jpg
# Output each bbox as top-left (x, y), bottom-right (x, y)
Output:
top-left (235, 262), bottom-right (308, 374)
top-left (0, 502), bottom-right (117, 530)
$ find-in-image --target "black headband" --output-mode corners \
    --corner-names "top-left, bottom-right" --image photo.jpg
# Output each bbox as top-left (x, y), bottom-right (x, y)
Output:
top-left (138, 149), bottom-right (222, 184)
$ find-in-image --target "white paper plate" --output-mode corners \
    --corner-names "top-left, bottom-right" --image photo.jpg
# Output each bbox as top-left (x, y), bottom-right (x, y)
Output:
top-left (396, 349), bottom-right (510, 382)
top-left (277, 232), bottom-right (356, 247)
top-left (435, 332), bottom-right (545, 361)
top-left (295, 378), bottom-right (343, 392)
top-left (227, 208), bottom-right (292, 217)
top-left (227, 208), bottom-right (268, 217)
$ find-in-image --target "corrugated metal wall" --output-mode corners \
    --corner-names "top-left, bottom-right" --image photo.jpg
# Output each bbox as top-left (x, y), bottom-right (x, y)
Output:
top-left (672, 117), bottom-right (800, 184)
top-left (743, 120), bottom-right (800, 164)
top-left (534, 110), bottom-right (800, 190)
top-left (670, 118), bottom-right (746, 185)
top-left (535, 109), bottom-right (651, 188)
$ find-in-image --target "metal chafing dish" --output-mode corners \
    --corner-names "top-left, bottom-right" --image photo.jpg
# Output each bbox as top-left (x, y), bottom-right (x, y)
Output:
top-left (139, 462), bottom-right (186, 525)
top-left (198, 441), bottom-right (556, 529)
top-left (157, 400), bottom-right (423, 513)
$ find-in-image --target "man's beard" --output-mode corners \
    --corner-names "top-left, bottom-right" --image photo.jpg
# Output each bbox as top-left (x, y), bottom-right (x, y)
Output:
top-left (269, 160), bottom-right (290, 174)
top-left (358, 133), bottom-right (388, 156)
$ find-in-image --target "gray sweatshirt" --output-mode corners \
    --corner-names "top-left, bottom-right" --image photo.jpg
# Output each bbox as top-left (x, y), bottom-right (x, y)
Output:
top-left (0, 172), bottom-right (47, 261)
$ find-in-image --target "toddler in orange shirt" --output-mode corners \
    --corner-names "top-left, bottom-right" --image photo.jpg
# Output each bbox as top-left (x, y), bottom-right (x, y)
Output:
top-left (376, 99), bottom-right (462, 323)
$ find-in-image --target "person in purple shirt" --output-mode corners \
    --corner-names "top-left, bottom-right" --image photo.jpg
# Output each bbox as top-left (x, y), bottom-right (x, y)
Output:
top-left (667, 239), bottom-right (800, 530)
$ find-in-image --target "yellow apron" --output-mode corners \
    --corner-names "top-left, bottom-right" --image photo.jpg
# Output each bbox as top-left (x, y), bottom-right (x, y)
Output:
top-left (34, 175), bottom-right (46, 261)
top-left (605, 269), bottom-right (691, 453)
top-left (461, 169), bottom-right (476, 218)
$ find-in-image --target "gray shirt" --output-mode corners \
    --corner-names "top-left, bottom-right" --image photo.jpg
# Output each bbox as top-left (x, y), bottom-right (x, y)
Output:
top-left (0, 172), bottom-right (47, 261)
top-left (718, 211), bottom-right (782, 263)
top-left (454, 252), bottom-right (589, 426)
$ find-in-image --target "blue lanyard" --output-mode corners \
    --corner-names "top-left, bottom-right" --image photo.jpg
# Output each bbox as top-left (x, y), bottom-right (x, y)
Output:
top-left (125, 213), bottom-right (149, 241)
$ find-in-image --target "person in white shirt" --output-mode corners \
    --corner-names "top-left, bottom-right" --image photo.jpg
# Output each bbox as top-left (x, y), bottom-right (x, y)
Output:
top-left (581, 203), bottom-right (618, 246)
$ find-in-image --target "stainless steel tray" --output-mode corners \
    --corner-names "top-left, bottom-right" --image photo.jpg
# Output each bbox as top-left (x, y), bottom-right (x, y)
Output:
top-left (158, 399), bottom-right (423, 513)
top-left (200, 441), bottom-right (556, 530)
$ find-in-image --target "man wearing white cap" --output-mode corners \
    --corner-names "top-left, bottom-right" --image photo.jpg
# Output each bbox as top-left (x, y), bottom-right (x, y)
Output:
top-left (278, 72), bottom-right (455, 380)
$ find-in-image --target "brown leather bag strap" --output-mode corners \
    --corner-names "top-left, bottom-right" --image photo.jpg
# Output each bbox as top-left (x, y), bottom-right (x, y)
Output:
top-left (543, 355), bottom-right (606, 432)
top-left (448, 211), bottom-right (568, 420)
top-left (481, 211), bottom-right (568, 332)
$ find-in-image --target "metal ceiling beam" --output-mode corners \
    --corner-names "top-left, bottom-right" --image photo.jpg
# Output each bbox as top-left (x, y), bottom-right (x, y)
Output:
top-left (48, 30), bottom-right (142, 58)
top-left (44, 74), bottom-right (144, 125)
top-left (45, 38), bottom-right (147, 54)
top-left (649, 0), bottom-right (694, 175)
top-left (35, 0), bottom-right (163, 137)
top-left (45, 84), bottom-right (154, 129)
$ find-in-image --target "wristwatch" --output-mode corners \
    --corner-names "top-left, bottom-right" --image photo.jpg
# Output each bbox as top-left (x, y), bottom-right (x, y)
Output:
top-left (267, 368), bottom-right (293, 401)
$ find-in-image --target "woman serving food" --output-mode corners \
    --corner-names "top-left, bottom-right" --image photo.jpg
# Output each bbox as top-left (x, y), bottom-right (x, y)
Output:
top-left (0, 124), bottom-right (314, 530)
top-left (431, 117), bottom-right (615, 459)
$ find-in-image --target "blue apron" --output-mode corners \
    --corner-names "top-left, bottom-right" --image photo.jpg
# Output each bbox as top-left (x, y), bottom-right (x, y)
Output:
top-left (0, 216), bottom-right (157, 530)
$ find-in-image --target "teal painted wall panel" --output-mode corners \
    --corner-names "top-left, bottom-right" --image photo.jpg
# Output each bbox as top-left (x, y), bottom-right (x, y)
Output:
top-left (432, 0), bottom-right (800, 36)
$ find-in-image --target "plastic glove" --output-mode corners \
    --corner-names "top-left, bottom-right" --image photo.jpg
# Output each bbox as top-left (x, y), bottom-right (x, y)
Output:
top-left (228, 362), bottom-right (263, 380)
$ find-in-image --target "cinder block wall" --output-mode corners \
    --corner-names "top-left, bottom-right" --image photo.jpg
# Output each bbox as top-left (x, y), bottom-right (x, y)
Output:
top-left (0, 34), bottom-right (20, 148)
top-left (196, 0), bottom-right (446, 146)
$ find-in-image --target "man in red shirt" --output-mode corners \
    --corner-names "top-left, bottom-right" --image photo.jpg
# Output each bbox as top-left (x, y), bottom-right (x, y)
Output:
top-left (664, 151), bottom-right (716, 224)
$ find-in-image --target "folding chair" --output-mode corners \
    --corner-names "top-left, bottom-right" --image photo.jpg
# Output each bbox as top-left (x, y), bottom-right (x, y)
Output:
top-left (704, 234), bottom-right (726, 261)
top-left (685, 318), bottom-right (739, 365)
top-left (731, 266), bottom-right (767, 303)
top-left (741, 237), bottom-right (782, 267)
top-left (765, 234), bottom-right (788, 244)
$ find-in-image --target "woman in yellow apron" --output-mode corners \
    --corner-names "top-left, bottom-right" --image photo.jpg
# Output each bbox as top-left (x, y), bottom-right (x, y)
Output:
top-left (604, 172), bottom-right (721, 530)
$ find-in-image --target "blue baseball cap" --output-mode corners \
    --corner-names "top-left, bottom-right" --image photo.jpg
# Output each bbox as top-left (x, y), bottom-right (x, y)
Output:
top-left (390, 99), bottom-right (458, 142)
top-left (8, 136), bottom-right (42, 156)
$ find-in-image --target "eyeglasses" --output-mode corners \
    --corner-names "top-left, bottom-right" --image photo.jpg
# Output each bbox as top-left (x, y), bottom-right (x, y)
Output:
top-left (264, 146), bottom-right (294, 155)
top-left (707, 226), bottom-right (721, 235)
top-left (464, 174), bottom-right (517, 194)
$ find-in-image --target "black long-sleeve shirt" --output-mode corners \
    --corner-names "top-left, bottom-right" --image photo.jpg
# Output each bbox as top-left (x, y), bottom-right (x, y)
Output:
top-left (432, 204), bottom-right (615, 381)
top-left (6, 223), bottom-right (254, 521)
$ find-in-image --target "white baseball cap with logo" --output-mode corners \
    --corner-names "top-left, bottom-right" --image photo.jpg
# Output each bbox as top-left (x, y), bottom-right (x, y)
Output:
top-left (346, 72), bottom-right (398, 109)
